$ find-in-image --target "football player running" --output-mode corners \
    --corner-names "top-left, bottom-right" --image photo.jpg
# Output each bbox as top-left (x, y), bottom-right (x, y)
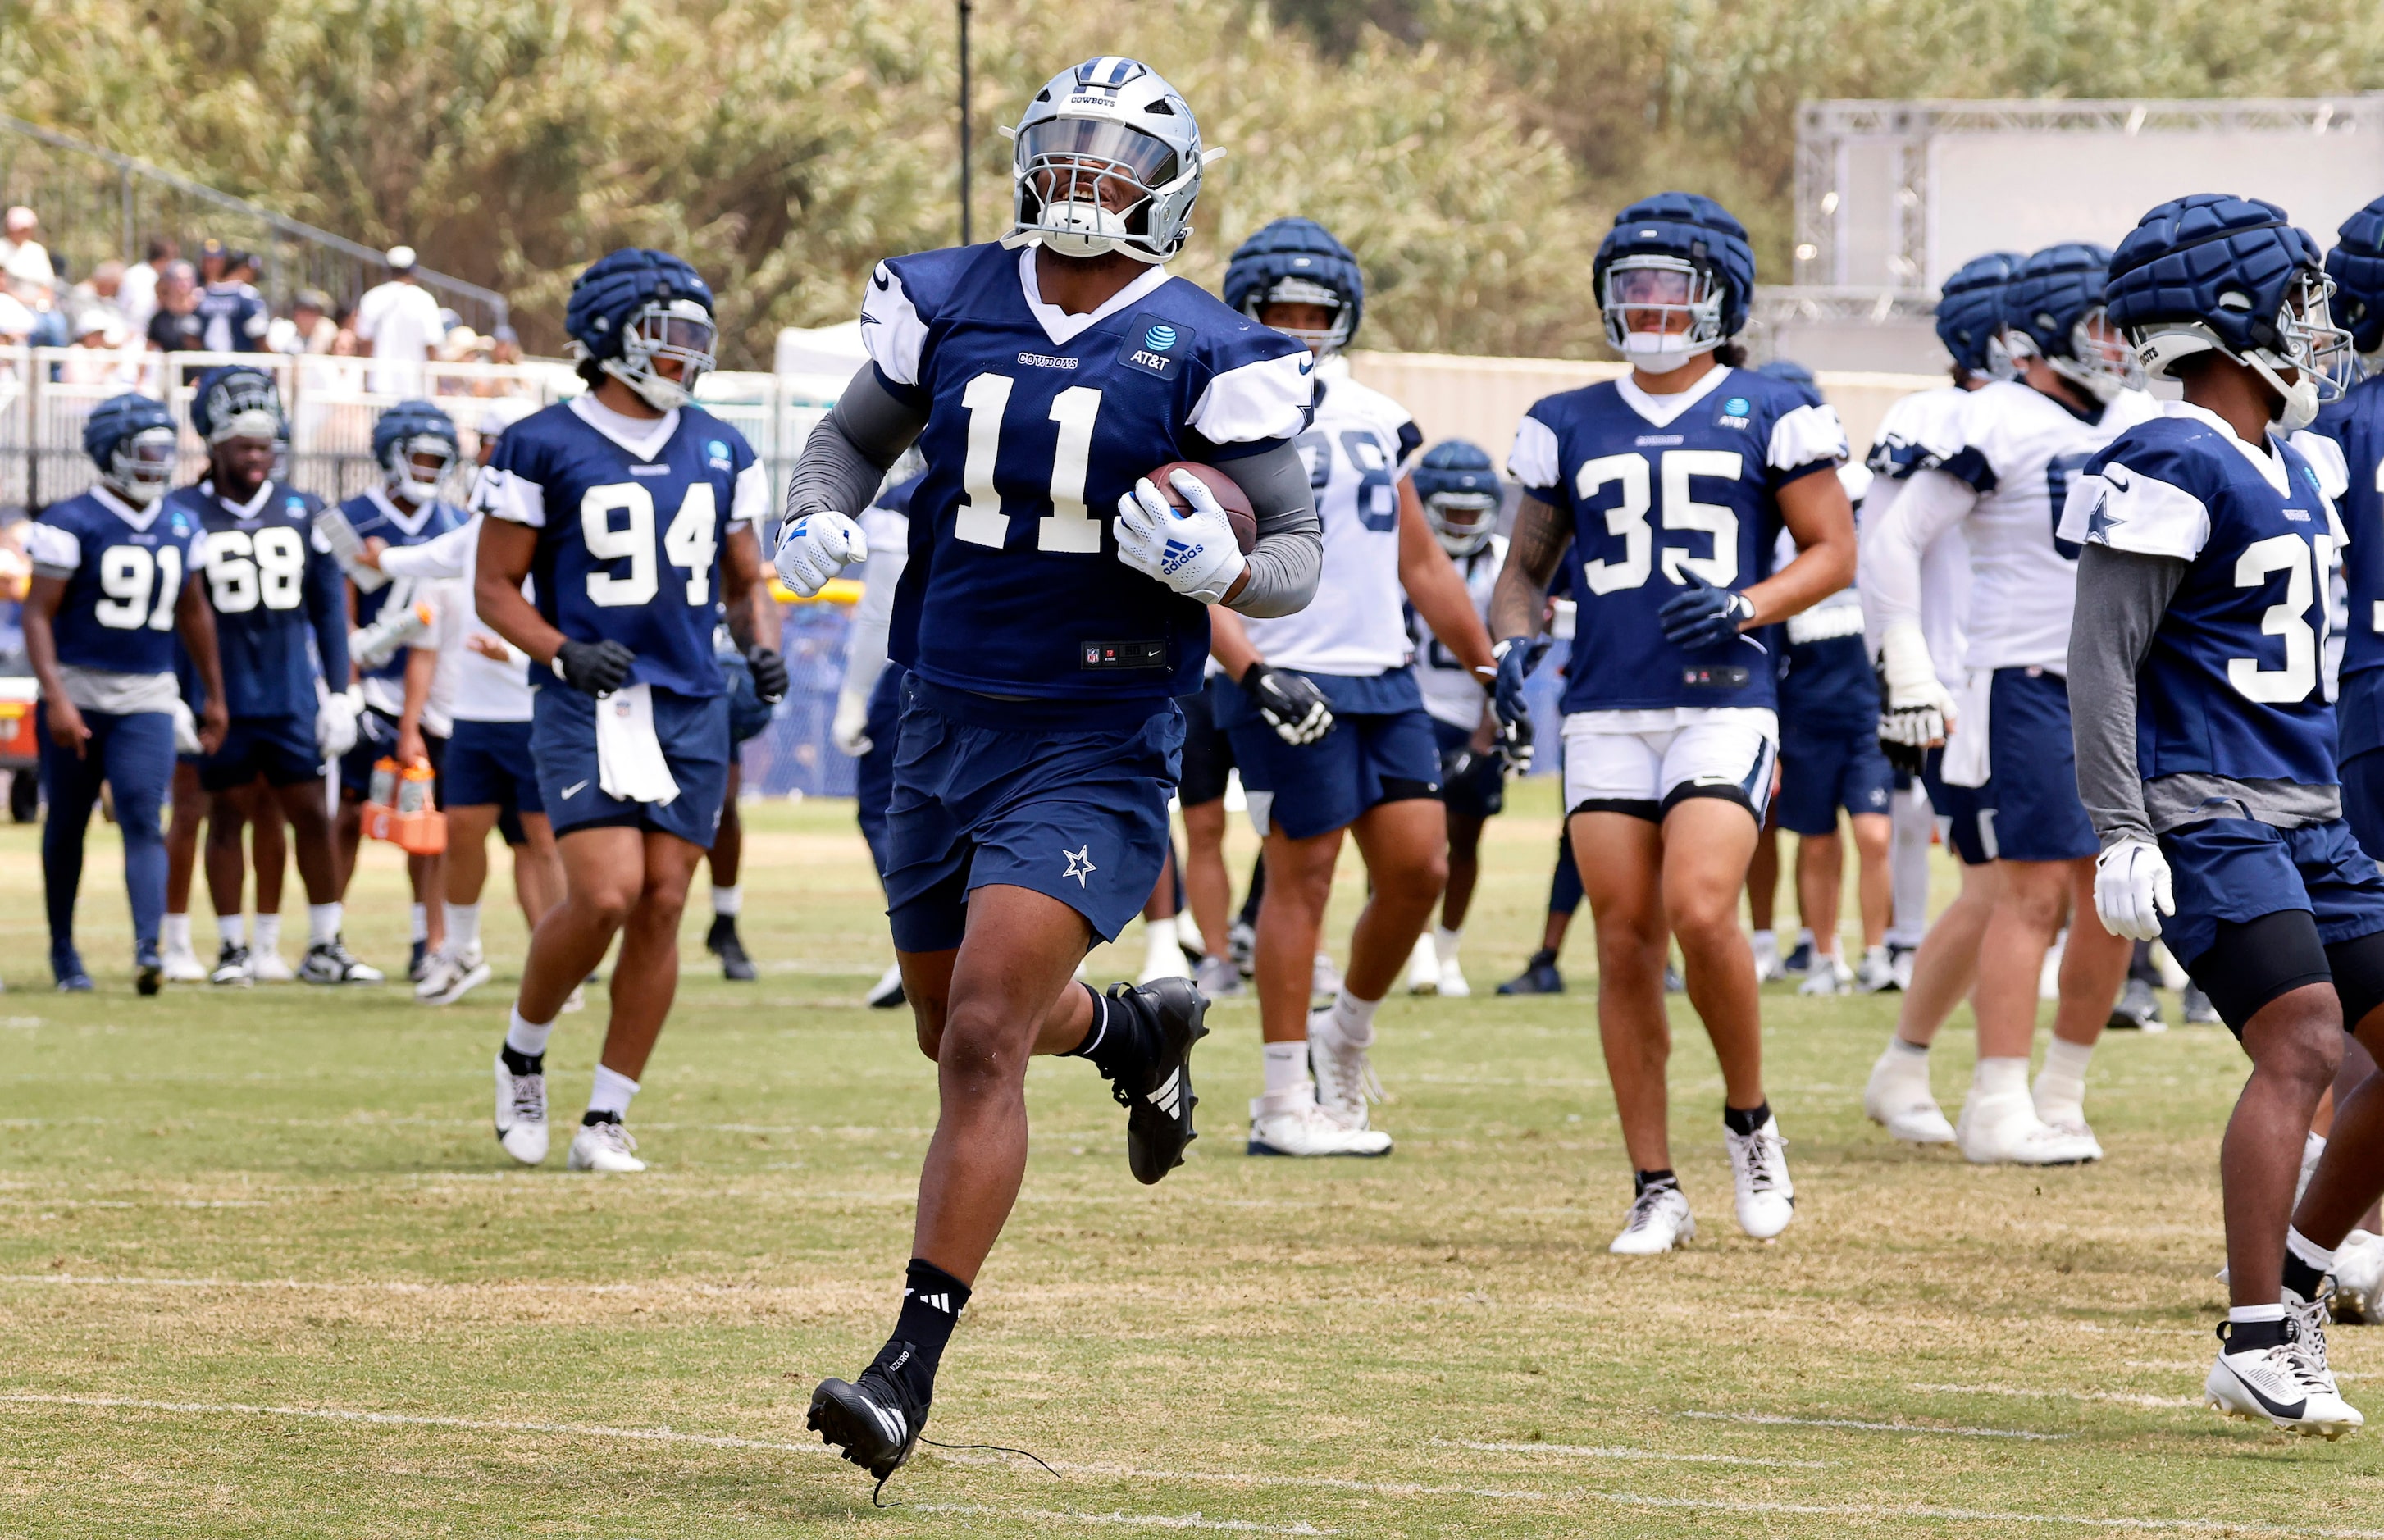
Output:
top-left (773, 59), bottom-right (1320, 1490)
top-left (1488, 193), bottom-right (1856, 1255)
top-left (2067, 193), bottom-right (2368, 1437)
top-left (1859, 252), bottom-right (2015, 1145)
top-left (23, 394), bottom-right (228, 991)
top-left (1862, 244), bottom-right (2158, 1164)
top-left (472, 248), bottom-right (786, 1175)
top-left (171, 366), bottom-right (377, 986)
top-left (1403, 439), bottom-right (1509, 1000)
top-left (1211, 218), bottom-right (1499, 1159)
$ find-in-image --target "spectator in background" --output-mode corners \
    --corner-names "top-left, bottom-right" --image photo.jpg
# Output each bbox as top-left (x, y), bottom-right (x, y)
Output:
top-left (355, 245), bottom-right (445, 395)
top-left (145, 262), bottom-right (203, 353)
top-left (0, 207), bottom-right (53, 289)
top-left (62, 311), bottom-right (141, 387)
top-left (488, 324), bottom-right (522, 366)
top-left (268, 289), bottom-right (337, 356)
top-left (71, 260), bottom-right (127, 333)
top-left (196, 238), bottom-right (226, 286)
top-left (195, 249), bottom-right (269, 353)
top-left (120, 239), bottom-right (175, 337)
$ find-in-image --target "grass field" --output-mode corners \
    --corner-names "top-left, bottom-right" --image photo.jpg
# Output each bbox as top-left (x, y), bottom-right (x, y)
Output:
top-left (3, 777), bottom-right (2382, 1538)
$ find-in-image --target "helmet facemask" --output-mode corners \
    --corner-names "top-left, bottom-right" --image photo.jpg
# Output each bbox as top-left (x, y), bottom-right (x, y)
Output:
top-left (1007, 118), bottom-right (1192, 265)
top-left (599, 298), bottom-right (716, 412)
top-left (2131, 270), bottom-right (2352, 433)
top-left (106, 426), bottom-right (178, 507)
top-left (2044, 304), bottom-right (2146, 403)
top-left (201, 372), bottom-right (285, 446)
top-left (383, 433), bottom-right (457, 504)
top-left (1247, 273), bottom-right (1353, 358)
top-left (1424, 490), bottom-right (1499, 557)
top-left (1602, 257), bottom-right (1727, 371)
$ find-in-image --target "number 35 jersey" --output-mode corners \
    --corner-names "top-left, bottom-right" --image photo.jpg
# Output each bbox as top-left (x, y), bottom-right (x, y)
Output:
top-left (864, 243), bottom-right (1314, 706)
top-left (1507, 365), bottom-right (1847, 714)
top-left (2060, 400), bottom-right (2350, 788)
top-left (25, 485), bottom-right (203, 681)
top-left (167, 478), bottom-right (348, 720)
top-left (473, 396), bottom-right (768, 698)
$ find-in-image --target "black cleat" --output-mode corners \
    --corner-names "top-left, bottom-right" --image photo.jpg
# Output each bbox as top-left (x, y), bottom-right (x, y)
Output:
top-left (1496, 950), bottom-right (1564, 996)
top-left (707, 914), bottom-right (757, 981)
top-left (1106, 977), bottom-right (1208, 1186)
top-left (809, 1367), bottom-right (919, 1489)
top-left (52, 946), bottom-right (93, 993)
top-left (134, 941), bottom-right (163, 997)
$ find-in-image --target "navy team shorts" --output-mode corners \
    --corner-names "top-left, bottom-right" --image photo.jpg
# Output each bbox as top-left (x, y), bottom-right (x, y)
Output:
top-left (445, 718), bottom-right (543, 818)
top-left (2162, 815), bottom-right (2384, 1032)
top-left (1217, 669), bottom-right (1441, 841)
top-left (1775, 719), bottom-right (1894, 836)
top-left (531, 682), bottom-right (730, 848)
top-left (1921, 746), bottom-right (1992, 867)
top-left (1431, 716), bottom-right (1505, 820)
top-left (1176, 672), bottom-right (1239, 807)
top-left (1978, 666), bottom-right (2097, 863)
top-left (198, 712), bottom-right (321, 792)
top-left (882, 675), bottom-right (1182, 954)
top-left (854, 664), bottom-right (905, 880)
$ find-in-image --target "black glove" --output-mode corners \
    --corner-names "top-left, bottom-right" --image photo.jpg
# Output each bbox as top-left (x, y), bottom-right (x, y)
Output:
top-left (745, 646), bottom-right (790, 704)
top-left (1241, 663), bottom-right (1334, 746)
top-left (554, 638), bottom-right (635, 697)
top-left (1875, 668), bottom-right (1929, 777)
top-left (1440, 743), bottom-right (1479, 785)
top-left (1495, 713), bottom-right (1536, 775)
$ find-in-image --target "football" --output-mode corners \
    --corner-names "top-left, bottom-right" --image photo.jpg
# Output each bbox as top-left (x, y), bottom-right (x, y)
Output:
top-left (1147, 460), bottom-right (1259, 554)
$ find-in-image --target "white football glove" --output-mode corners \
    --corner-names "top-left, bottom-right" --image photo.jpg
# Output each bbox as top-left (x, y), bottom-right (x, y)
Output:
top-left (831, 689), bottom-right (873, 758)
top-left (2093, 837), bottom-right (2174, 941)
top-left (1876, 621), bottom-right (1958, 749)
top-left (1115, 469), bottom-right (1247, 605)
top-left (171, 699), bottom-right (201, 757)
top-left (775, 508), bottom-right (866, 598)
top-left (317, 686), bottom-right (361, 759)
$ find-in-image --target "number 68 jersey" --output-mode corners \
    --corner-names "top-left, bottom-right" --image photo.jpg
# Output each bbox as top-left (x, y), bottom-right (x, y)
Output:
top-left (165, 476), bottom-right (346, 720)
top-left (2059, 400), bottom-right (2351, 787)
top-left (472, 396), bottom-right (769, 697)
top-left (1507, 366), bottom-right (1847, 713)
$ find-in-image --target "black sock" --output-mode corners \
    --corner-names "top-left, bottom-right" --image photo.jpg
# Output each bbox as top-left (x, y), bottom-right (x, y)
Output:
top-left (2283, 1251), bottom-right (2328, 1301)
top-left (2225, 1316), bottom-right (2290, 1354)
top-left (1634, 1168), bottom-right (1677, 1197)
top-left (1724, 1101), bottom-right (1772, 1137)
top-left (870, 1259), bottom-right (972, 1417)
top-left (1063, 982), bottom-right (1155, 1085)
top-left (581, 1109), bottom-right (618, 1128)
top-left (500, 1045), bottom-right (543, 1077)
top-left (1529, 948), bottom-right (1557, 968)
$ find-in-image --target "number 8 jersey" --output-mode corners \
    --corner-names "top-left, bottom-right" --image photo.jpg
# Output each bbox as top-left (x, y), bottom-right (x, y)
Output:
top-left (472, 396), bottom-right (769, 696)
top-left (1507, 366), bottom-right (1846, 713)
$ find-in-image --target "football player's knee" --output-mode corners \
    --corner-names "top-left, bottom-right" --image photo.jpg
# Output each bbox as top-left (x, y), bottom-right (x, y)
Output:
top-left (935, 1005), bottom-right (1028, 1094)
top-left (912, 1009), bottom-right (945, 1063)
top-left (1999, 878), bottom-right (2069, 933)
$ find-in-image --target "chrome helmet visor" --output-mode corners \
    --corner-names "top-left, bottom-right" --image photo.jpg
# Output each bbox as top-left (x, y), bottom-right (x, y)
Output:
top-left (1601, 256), bottom-right (1726, 362)
top-left (1016, 119), bottom-right (1180, 258)
top-left (603, 297), bottom-right (717, 412)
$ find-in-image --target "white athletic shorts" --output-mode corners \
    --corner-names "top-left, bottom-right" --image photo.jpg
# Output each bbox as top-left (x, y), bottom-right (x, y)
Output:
top-left (1561, 706), bottom-right (1779, 822)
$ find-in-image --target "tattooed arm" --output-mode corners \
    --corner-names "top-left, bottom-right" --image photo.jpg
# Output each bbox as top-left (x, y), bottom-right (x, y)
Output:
top-left (1487, 492), bottom-right (1573, 642)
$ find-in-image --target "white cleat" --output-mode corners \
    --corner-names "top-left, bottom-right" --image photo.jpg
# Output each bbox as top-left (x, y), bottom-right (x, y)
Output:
top-left (1406, 932), bottom-right (1440, 996)
top-left (1609, 1182), bottom-right (1696, 1255)
top-left (1853, 945), bottom-right (1899, 994)
top-left (1192, 954), bottom-right (1241, 1000)
top-left (1307, 1005), bottom-right (1384, 1128)
top-left (1436, 955), bottom-right (1471, 999)
top-left (1864, 1049), bottom-right (1956, 1145)
top-left (1889, 943), bottom-right (1917, 991)
top-left (249, 949), bottom-right (294, 983)
top-left (1955, 1091), bottom-right (2101, 1166)
top-left (1726, 1115), bottom-right (1796, 1240)
top-left (865, 961), bottom-right (906, 1009)
top-left (1246, 1087), bottom-right (1392, 1157)
top-left (417, 950), bottom-right (493, 1006)
top-left (2207, 1308), bottom-right (2363, 1439)
top-left (1797, 955), bottom-right (1853, 996)
top-left (560, 983), bottom-right (587, 1014)
top-left (160, 942), bottom-right (207, 984)
top-left (1311, 951), bottom-right (1344, 1002)
top-left (2332, 1231), bottom-right (2384, 1324)
top-left (1751, 932), bottom-right (1784, 984)
top-left (209, 942), bottom-right (254, 987)
top-left (567, 1117), bottom-right (645, 1173)
top-left (493, 1054), bottom-right (549, 1165)
top-left (2031, 1102), bottom-right (2106, 1163)
top-left (299, 936), bottom-right (384, 984)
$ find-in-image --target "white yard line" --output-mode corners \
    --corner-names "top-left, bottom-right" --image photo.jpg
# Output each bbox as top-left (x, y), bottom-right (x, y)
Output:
top-left (1909, 1383), bottom-right (2204, 1409)
top-left (905, 1505), bottom-right (1332, 1534)
top-left (1676, 1409), bottom-right (2071, 1440)
top-left (1434, 1438), bottom-right (1825, 1469)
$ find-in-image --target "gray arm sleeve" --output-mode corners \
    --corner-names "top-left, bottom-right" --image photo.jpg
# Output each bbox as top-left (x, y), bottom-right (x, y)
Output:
top-left (2067, 544), bottom-right (2188, 848)
top-left (1219, 440), bottom-right (1321, 619)
top-left (782, 367), bottom-right (928, 524)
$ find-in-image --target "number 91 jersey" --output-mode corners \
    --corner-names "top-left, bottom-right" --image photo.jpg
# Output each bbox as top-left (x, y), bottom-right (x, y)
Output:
top-left (2060, 402), bottom-right (2351, 786)
top-left (472, 398), bottom-right (768, 697)
top-left (24, 486), bottom-right (202, 678)
top-left (1507, 367), bottom-right (1847, 713)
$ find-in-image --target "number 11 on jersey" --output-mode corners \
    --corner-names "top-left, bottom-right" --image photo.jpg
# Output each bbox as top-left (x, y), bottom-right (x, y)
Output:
top-left (955, 371), bottom-right (1106, 554)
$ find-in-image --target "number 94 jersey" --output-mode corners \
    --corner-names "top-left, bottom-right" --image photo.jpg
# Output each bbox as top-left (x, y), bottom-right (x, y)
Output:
top-left (2060, 401), bottom-right (2351, 787)
top-left (1507, 367), bottom-right (1847, 713)
top-left (472, 398), bottom-right (768, 697)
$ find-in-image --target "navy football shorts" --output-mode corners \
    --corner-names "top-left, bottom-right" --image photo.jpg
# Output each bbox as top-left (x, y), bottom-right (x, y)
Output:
top-left (445, 718), bottom-right (543, 818)
top-left (1775, 719), bottom-right (1894, 836)
top-left (854, 664), bottom-right (905, 880)
top-left (198, 712), bottom-right (322, 792)
top-left (531, 683), bottom-right (730, 848)
top-left (338, 707), bottom-right (445, 808)
top-left (2162, 815), bottom-right (2384, 1021)
top-left (882, 675), bottom-right (1182, 954)
top-left (1217, 670), bottom-right (1441, 841)
top-left (1431, 716), bottom-right (1505, 820)
top-left (1921, 746), bottom-right (1993, 867)
top-left (2341, 745), bottom-right (2384, 863)
top-left (1176, 672), bottom-right (1238, 808)
top-left (1977, 666), bottom-right (2097, 863)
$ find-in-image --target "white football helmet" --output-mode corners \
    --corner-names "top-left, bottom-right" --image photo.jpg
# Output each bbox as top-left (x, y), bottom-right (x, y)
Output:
top-left (1002, 57), bottom-right (1219, 265)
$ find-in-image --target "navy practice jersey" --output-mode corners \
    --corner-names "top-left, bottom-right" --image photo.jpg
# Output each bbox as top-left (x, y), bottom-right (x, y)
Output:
top-left (170, 478), bottom-right (348, 719)
top-left (864, 243), bottom-right (1314, 704)
top-left (340, 486), bottom-right (467, 694)
top-left (2060, 401), bottom-right (2351, 788)
top-left (1507, 365), bottom-right (1847, 713)
top-left (472, 397), bottom-right (769, 698)
top-left (2309, 380), bottom-right (2384, 741)
top-left (23, 486), bottom-right (203, 676)
top-left (194, 282), bottom-right (269, 353)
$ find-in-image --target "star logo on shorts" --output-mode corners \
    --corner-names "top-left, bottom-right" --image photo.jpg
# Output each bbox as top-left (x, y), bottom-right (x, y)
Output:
top-left (1062, 845), bottom-right (1097, 886)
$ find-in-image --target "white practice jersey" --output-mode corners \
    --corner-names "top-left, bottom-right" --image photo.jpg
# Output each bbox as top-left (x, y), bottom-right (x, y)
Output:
top-left (1238, 362), bottom-right (1424, 676)
top-left (374, 514), bottom-right (534, 723)
top-left (1411, 533), bottom-right (1503, 729)
top-left (1862, 387), bottom-right (1976, 689)
top-left (1942, 380), bottom-right (2158, 672)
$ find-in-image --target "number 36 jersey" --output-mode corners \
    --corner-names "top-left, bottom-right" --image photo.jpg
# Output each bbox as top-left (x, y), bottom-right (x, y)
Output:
top-left (2059, 400), bottom-right (2350, 788)
top-left (1508, 365), bottom-right (1847, 714)
top-left (25, 485), bottom-right (203, 681)
top-left (166, 478), bottom-right (348, 720)
top-left (864, 243), bottom-right (1314, 705)
top-left (473, 396), bottom-right (769, 698)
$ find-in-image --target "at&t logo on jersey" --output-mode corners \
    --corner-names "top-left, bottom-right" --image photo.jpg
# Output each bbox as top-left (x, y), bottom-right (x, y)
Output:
top-left (1718, 396), bottom-right (1752, 430)
top-left (1120, 316), bottom-right (1192, 380)
top-left (706, 439), bottom-right (732, 471)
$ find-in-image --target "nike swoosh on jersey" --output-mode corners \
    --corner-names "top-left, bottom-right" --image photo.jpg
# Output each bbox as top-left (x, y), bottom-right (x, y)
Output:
top-left (560, 780), bottom-right (590, 799)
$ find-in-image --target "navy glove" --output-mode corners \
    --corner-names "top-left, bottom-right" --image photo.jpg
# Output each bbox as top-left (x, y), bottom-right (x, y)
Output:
top-left (554, 638), bottom-right (635, 696)
top-left (745, 646), bottom-right (790, 704)
top-left (1242, 663), bottom-right (1334, 745)
top-left (1657, 571), bottom-right (1757, 649)
top-left (1488, 636), bottom-right (1551, 728)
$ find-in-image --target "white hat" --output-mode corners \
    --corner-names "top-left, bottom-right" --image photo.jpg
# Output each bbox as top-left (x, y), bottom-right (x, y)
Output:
top-left (385, 244), bottom-right (417, 271)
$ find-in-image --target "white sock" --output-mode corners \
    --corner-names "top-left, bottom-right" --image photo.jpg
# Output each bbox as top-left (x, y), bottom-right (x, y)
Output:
top-left (253, 913), bottom-right (281, 955)
top-left (587, 1064), bottom-right (640, 1119)
top-left (1797, 927), bottom-right (1816, 952)
top-left (2286, 1225), bottom-right (2337, 1273)
top-left (1887, 1034), bottom-right (1930, 1059)
top-left (217, 913), bottom-right (246, 947)
top-left (1972, 1055), bottom-right (2030, 1099)
top-left (308, 902), bottom-right (342, 945)
top-left (713, 883), bottom-right (743, 918)
top-left (1261, 1040), bottom-right (1308, 1097)
top-left (1753, 928), bottom-right (1775, 950)
top-left (444, 903), bottom-right (481, 955)
top-left (1330, 986), bottom-right (1380, 1046)
top-left (1433, 924), bottom-right (1461, 962)
top-left (2227, 1302), bottom-right (2286, 1331)
top-left (410, 903), bottom-right (430, 944)
top-left (162, 913), bottom-right (190, 952)
top-left (2033, 1036), bottom-right (2096, 1112)
top-left (1143, 915), bottom-right (1178, 958)
top-left (504, 1005), bottom-right (554, 1059)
